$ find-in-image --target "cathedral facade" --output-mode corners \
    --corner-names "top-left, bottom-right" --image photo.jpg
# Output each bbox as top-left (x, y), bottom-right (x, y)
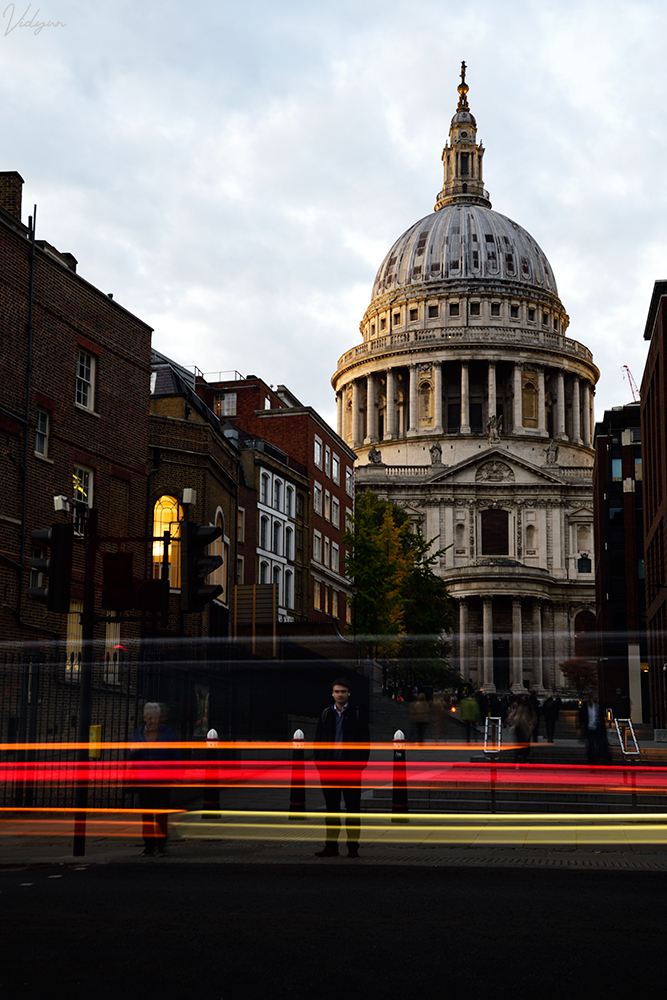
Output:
top-left (331, 67), bottom-right (598, 693)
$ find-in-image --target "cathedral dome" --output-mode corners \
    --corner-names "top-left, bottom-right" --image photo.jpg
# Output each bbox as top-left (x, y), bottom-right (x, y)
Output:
top-left (371, 204), bottom-right (559, 302)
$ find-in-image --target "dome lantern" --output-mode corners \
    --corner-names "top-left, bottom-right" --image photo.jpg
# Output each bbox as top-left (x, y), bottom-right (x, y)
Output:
top-left (435, 61), bottom-right (491, 211)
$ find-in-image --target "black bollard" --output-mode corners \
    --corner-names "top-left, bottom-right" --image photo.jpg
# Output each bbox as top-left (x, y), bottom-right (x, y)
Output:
top-left (391, 729), bottom-right (409, 823)
top-left (202, 728), bottom-right (221, 817)
top-left (289, 729), bottom-right (306, 820)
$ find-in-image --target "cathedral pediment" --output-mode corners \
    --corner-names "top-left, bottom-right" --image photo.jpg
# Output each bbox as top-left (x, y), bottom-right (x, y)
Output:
top-left (428, 448), bottom-right (568, 487)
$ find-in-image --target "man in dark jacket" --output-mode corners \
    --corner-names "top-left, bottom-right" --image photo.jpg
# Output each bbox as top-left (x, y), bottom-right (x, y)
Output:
top-left (578, 692), bottom-right (610, 765)
top-left (314, 677), bottom-right (370, 859)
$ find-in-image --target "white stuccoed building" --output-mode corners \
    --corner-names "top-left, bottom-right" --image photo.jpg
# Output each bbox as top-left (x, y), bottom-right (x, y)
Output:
top-left (331, 65), bottom-right (598, 694)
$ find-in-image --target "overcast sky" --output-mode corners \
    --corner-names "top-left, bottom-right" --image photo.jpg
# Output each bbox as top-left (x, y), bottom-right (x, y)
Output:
top-left (3, 0), bottom-right (666, 430)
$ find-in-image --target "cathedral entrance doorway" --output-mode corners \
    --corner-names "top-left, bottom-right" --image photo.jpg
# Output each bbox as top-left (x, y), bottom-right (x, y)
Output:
top-left (493, 638), bottom-right (510, 691)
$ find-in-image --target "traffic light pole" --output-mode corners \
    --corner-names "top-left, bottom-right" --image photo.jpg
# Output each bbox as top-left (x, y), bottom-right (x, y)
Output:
top-left (73, 508), bottom-right (98, 857)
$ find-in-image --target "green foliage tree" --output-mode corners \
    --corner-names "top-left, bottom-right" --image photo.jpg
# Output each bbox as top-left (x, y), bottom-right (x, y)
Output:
top-left (344, 490), bottom-right (458, 691)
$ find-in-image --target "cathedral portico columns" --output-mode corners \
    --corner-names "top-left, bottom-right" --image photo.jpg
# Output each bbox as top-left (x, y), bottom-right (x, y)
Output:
top-left (351, 379), bottom-right (362, 448)
top-left (532, 598), bottom-right (545, 693)
top-left (336, 389), bottom-right (344, 439)
top-left (364, 372), bottom-right (377, 444)
top-left (572, 376), bottom-right (582, 444)
top-left (487, 361), bottom-right (496, 425)
top-left (511, 597), bottom-right (523, 692)
top-left (482, 596), bottom-right (495, 691)
top-left (461, 362), bottom-right (470, 434)
top-left (582, 381), bottom-right (591, 448)
top-left (407, 364), bottom-right (419, 436)
top-left (458, 598), bottom-right (468, 678)
top-left (384, 369), bottom-right (396, 441)
top-left (555, 370), bottom-right (567, 441)
top-left (513, 364), bottom-right (522, 433)
top-left (433, 361), bottom-right (443, 434)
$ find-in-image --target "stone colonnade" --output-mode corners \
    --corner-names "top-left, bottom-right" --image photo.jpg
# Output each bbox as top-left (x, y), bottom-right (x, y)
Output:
top-left (336, 359), bottom-right (594, 450)
top-left (456, 594), bottom-right (572, 693)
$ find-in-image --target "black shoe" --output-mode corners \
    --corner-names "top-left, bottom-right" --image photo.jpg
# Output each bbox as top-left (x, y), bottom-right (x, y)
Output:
top-left (347, 847), bottom-right (360, 858)
top-left (140, 847), bottom-right (155, 858)
top-left (314, 847), bottom-right (339, 857)
top-left (155, 845), bottom-right (166, 857)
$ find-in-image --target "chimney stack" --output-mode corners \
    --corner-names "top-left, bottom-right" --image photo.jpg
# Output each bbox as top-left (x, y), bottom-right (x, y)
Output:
top-left (0, 171), bottom-right (24, 222)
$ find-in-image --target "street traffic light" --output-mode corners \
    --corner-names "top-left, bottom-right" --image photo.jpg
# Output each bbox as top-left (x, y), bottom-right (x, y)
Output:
top-left (27, 523), bottom-right (74, 613)
top-left (180, 522), bottom-right (223, 612)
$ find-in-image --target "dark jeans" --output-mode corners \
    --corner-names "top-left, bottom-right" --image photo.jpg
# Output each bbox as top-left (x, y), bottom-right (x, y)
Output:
top-left (321, 783), bottom-right (362, 849)
top-left (137, 787), bottom-right (170, 850)
top-left (585, 728), bottom-right (610, 766)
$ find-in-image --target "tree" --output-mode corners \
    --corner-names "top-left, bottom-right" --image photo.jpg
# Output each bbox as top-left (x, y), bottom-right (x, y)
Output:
top-left (344, 490), bottom-right (457, 690)
top-left (560, 657), bottom-right (597, 696)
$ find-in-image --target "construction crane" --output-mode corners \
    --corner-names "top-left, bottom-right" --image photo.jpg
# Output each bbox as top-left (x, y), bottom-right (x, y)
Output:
top-left (621, 365), bottom-right (640, 402)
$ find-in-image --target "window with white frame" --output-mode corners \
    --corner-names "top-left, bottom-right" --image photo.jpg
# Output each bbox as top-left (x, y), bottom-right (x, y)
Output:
top-left (152, 495), bottom-right (183, 588)
top-left (214, 392), bottom-right (237, 417)
top-left (324, 490), bottom-right (330, 521)
top-left (285, 525), bottom-right (293, 560)
top-left (273, 520), bottom-right (282, 555)
top-left (75, 350), bottom-right (95, 410)
top-left (314, 483), bottom-right (323, 515)
top-left (260, 561), bottom-right (269, 584)
top-left (324, 537), bottom-right (330, 568)
top-left (35, 409), bottom-right (49, 457)
top-left (314, 436), bottom-right (323, 469)
top-left (236, 556), bottom-right (245, 585)
top-left (285, 570), bottom-right (293, 609)
top-left (237, 508), bottom-right (245, 543)
top-left (346, 507), bottom-right (353, 531)
top-left (332, 454), bottom-right (340, 484)
top-left (73, 465), bottom-right (93, 535)
top-left (260, 515), bottom-right (269, 550)
top-left (331, 542), bottom-right (339, 574)
top-left (273, 564), bottom-right (282, 603)
top-left (313, 530), bottom-right (322, 563)
top-left (285, 485), bottom-right (294, 517)
top-left (261, 473), bottom-right (270, 505)
top-left (274, 479), bottom-right (282, 511)
top-left (324, 446), bottom-right (331, 477)
top-left (345, 466), bottom-right (354, 496)
top-left (332, 497), bottom-right (340, 529)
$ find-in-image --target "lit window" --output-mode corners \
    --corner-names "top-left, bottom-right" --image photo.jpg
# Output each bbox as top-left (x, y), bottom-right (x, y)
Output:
top-left (324, 537), bottom-right (330, 567)
top-left (73, 466), bottom-right (93, 535)
top-left (314, 580), bottom-right (321, 611)
top-left (35, 410), bottom-right (49, 457)
top-left (635, 458), bottom-right (642, 481)
top-left (76, 350), bottom-right (95, 410)
top-left (324, 491), bottom-right (330, 521)
top-left (324, 586), bottom-right (329, 614)
top-left (214, 393), bottom-right (237, 417)
top-left (66, 600), bottom-right (83, 673)
top-left (346, 600), bottom-right (352, 625)
top-left (332, 590), bottom-right (339, 618)
top-left (152, 495), bottom-right (183, 587)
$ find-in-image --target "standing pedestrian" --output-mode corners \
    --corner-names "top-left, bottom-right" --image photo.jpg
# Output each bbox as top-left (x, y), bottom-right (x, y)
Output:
top-left (128, 702), bottom-right (178, 857)
top-left (314, 678), bottom-right (370, 859)
top-left (460, 691), bottom-right (480, 743)
top-left (410, 692), bottom-right (430, 743)
top-left (578, 692), bottom-right (610, 765)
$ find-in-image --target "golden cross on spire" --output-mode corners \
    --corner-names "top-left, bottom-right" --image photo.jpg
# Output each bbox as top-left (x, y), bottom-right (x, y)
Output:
top-left (457, 60), bottom-right (470, 110)
top-left (460, 60), bottom-right (467, 85)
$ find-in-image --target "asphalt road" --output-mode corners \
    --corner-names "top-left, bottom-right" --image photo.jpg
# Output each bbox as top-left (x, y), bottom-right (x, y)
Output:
top-left (1, 862), bottom-right (665, 998)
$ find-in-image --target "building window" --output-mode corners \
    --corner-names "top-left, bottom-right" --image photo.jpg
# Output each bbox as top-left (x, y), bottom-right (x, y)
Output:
top-left (273, 521), bottom-right (282, 555)
top-left (73, 466), bottom-right (93, 535)
top-left (449, 302), bottom-right (459, 317)
top-left (274, 479), bottom-right (282, 511)
top-left (261, 473), bottom-right (270, 505)
top-left (481, 508), bottom-right (509, 556)
top-left (469, 302), bottom-right (480, 316)
top-left (76, 350), bottom-right (95, 410)
top-left (635, 457), bottom-right (642, 481)
top-left (237, 508), bottom-right (245, 543)
top-left (331, 542), bottom-right (339, 573)
top-left (260, 561), bottom-right (269, 584)
top-left (542, 312), bottom-right (549, 326)
top-left (490, 303), bottom-right (500, 317)
top-left (313, 531), bottom-right (322, 563)
top-left (285, 570), bottom-right (293, 609)
top-left (273, 565), bottom-right (281, 603)
top-left (332, 590), bottom-right (339, 618)
top-left (285, 525), bottom-right (293, 560)
top-left (296, 492), bottom-right (304, 516)
top-left (260, 515), bottom-right (269, 550)
top-left (214, 392), bottom-right (236, 417)
top-left (370, 323), bottom-right (375, 336)
top-left (345, 467), bottom-right (354, 496)
top-left (393, 311), bottom-right (400, 326)
top-left (35, 410), bottom-right (49, 457)
top-left (324, 446), bottom-right (331, 477)
top-left (286, 485), bottom-right (294, 517)
top-left (428, 305), bottom-right (439, 318)
top-left (314, 483), bottom-right (323, 515)
top-left (314, 580), bottom-right (321, 611)
top-left (324, 490), bottom-right (331, 521)
top-left (324, 537), bottom-right (330, 567)
top-left (346, 600), bottom-right (352, 625)
top-left (264, 396), bottom-right (272, 410)
top-left (314, 436), bottom-right (323, 469)
top-left (380, 317), bottom-right (386, 331)
top-left (577, 556), bottom-right (592, 574)
top-left (324, 586), bottom-right (329, 614)
top-left (152, 495), bottom-right (183, 587)
top-left (332, 454), bottom-right (340, 484)
top-left (332, 497), bottom-right (340, 528)
top-left (66, 600), bottom-right (84, 673)
top-left (296, 528), bottom-right (304, 551)
top-left (296, 570), bottom-right (303, 596)
top-left (612, 458), bottom-right (622, 482)
top-left (528, 308), bottom-right (536, 322)
top-left (409, 308), bottom-right (418, 322)
top-left (236, 556), bottom-right (245, 585)
top-left (510, 305), bottom-right (519, 319)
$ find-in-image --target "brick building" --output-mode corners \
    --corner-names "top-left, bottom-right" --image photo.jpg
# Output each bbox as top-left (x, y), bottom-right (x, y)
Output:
top-left (196, 375), bottom-right (357, 627)
top-left (0, 170), bottom-right (152, 657)
top-left (593, 403), bottom-right (648, 722)
top-left (641, 281), bottom-right (667, 728)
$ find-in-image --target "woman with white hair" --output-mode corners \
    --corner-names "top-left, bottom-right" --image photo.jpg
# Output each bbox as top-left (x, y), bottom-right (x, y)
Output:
top-left (128, 702), bottom-right (178, 857)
